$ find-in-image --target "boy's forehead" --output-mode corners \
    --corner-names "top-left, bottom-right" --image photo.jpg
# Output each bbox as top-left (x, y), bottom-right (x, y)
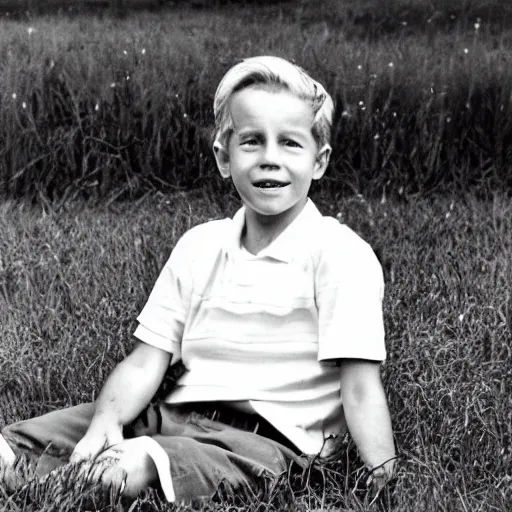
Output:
top-left (229, 85), bottom-right (315, 128)
top-left (231, 83), bottom-right (308, 106)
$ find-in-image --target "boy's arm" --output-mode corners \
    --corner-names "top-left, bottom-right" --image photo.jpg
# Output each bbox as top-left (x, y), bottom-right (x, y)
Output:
top-left (339, 358), bottom-right (396, 493)
top-left (70, 341), bottom-right (172, 463)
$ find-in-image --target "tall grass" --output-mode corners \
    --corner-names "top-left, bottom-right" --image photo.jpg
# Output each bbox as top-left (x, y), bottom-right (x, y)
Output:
top-left (0, 189), bottom-right (511, 510)
top-left (0, 2), bottom-right (511, 203)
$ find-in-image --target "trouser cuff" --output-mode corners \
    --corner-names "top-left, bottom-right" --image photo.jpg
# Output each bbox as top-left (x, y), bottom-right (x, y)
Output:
top-left (0, 433), bottom-right (16, 465)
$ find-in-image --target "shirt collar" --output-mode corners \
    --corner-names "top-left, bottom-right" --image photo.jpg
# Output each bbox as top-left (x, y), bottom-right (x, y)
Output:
top-left (224, 198), bottom-right (322, 263)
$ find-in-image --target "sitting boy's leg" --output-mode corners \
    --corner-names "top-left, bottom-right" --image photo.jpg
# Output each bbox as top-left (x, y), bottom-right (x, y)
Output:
top-left (64, 403), bottom-right (300, 503)
top-left (2, 402), bottom-right (301, 503)
top-left (1, 403), bottom-right (95, 482)
top-left (0, 403), bottom-right (168, 498)
top-left (141, 404), bottom-right (305, 504)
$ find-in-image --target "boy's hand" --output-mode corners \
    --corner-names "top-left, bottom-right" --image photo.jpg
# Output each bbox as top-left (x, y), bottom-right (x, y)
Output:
top-left (365, 457), bottom-right (396, 504)
top-left (69, 424), bottom-right (124, 463)
top-left (68, 342), bottom-right (171, 464)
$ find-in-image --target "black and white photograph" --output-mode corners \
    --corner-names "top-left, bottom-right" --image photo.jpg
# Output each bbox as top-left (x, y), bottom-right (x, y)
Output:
top-left (0, 0), bottom-right (510, 510)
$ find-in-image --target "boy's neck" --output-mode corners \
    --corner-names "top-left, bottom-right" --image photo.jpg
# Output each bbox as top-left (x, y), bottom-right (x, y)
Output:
top-left (241, 199), bottom-right (307, 256)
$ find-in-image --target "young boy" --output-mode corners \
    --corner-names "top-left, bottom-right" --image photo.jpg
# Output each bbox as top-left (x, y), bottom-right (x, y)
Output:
top-left (0, 55), bottom-right (396, 504)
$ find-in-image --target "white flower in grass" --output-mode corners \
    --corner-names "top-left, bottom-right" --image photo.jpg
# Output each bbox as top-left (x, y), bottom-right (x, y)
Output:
top-left (359, 101), bottom-right (364, 106)
top-left (95, 103), bottom-right (100, 111)
top-left (357, 64), bottom-right (362, 70)
top-left (474, 22), bottom-right (480, 31)
top-left (388, 62), bottom-right (394, 68)
top-left (464, 48), bottom-right (469, 54)
top-left (27, 26), bottom-right (35, 35)
top-left (373, 133), bottom-right (380, 140)
top-left (22, 102), bottom-right (26, 109)
top-left (401, 20), bottom-right (408, 26)
top-left (183, 113), bottom-right (188, 118)
top-left (141, 48), bottom-right (146, 55)
top-left (110, 82), bottom-right (116, 88)
top-left (126, 75), bottom-right (130, 81)
top-left (12, 93), bottom-right (16, 100)
top-left (458, 313), bottom-right (464, 322)
top-left (123, 50), bottom-right (128, 55)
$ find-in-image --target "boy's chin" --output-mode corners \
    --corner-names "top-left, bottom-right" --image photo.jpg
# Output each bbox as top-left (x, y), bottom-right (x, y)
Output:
top-left (245, 200), bottom-right (305, 219)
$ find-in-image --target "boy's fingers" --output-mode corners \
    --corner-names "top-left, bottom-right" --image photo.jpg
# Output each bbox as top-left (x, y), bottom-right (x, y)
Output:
top-left (369, 474), bottom-right (385, 499)
top-left (83, 456), bottom-right (117, 487)
top-left (366, 461), bottom-right (396, 506)
top-left (69, 445), bottom-right (96, 464)
top-left (371, 472), bottom-right (388, 490)
top-left (70, 429), bottom-right (124, 464)
top-left (70, 439), bottom-right (104, 464)
top-left (69, 449), bottom-right (87, 464)
top-left (101, 465), bottom-right (128, 498)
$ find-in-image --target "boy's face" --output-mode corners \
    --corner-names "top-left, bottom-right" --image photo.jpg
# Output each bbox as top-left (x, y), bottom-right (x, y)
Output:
top-left (215, 86), bottom-right (330, 222)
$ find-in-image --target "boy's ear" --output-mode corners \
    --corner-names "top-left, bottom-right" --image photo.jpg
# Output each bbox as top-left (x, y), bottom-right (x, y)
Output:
top-left (213, 141), bottom-right (231, 178)
top-left (312, 144), bottom-right (332, 180)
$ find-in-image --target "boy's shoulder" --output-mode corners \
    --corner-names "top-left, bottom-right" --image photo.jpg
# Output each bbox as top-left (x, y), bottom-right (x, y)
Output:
top-left (311, 213), bottom-right (376, 261)
top-left (310, 213), bottom-right (383, 285)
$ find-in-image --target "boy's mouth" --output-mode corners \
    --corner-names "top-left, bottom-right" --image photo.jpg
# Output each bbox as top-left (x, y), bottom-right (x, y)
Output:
top-left (253, 180), bottom-right (290, 188)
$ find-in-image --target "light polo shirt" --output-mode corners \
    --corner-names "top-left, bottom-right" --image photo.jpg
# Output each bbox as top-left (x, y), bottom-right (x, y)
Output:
top-left (133, 198), bottom-right (386, 455)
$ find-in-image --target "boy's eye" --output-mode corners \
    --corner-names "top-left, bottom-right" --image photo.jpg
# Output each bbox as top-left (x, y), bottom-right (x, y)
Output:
top-left (241, 139), bottom-right (258, 146)
top-left (283, 139), bottom-right (302, 148)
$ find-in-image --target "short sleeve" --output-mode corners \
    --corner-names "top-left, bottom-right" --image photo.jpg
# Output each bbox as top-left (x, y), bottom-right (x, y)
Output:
top-left (315, 223), bottom-right (386, 362)
top-left (133, 232), bottom-right (193, 361)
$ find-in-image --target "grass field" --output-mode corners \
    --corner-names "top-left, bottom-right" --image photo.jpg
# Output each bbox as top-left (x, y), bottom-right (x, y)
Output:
top-left (0, 0), bottom-right (511, 510)
top-left (0, 189), bottom-right (511, 510)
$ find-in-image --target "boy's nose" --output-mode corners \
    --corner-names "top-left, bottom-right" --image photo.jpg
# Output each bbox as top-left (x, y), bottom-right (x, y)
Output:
top-left (260, 142), bottom-right (281, 168)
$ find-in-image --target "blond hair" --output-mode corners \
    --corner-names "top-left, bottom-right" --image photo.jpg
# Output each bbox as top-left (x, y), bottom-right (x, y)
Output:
top-left (213, 55), bottom-right (334, 150)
